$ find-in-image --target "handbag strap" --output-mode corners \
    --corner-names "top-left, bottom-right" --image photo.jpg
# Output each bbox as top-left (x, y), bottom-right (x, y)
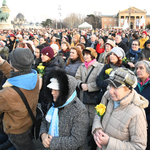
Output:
top-left (85, 66), bottom-right (95, 83)
top-left (11, 86), bottom-right (36, 125)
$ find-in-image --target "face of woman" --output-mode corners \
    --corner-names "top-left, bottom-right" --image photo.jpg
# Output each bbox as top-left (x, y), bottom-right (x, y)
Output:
top-left (52, 37), bottom-right (56, 42)
top-left (132, 41), bottom-right (140, 51)
top-left (73, 37), bottom-right (78, 43)
top-left (105, 44), bottom-right (112, 52)
top-left (34, 48), bottom-right (40, 58)
top-left (41, 53), bottom-right (50, 62)
top-left (51, 89), bottom-right (60, 102)
top-left (70, 49), bottom-right (78, 60)
top-left (80, 37), bottom-right (85, 43)
top-left (136, 63), bottom-right (149, 80)
top-left (61, 43), bottom-right (67, 51)
top-left (99, 38), bottom-right (104, 44)
top-left (108, 85), bottom-right (130, 101)
top-left (110, 53), bottom-right (118, 64)
top-left (84, 53), bottom-right (92, 62)
top-left (40, 38), bottom-right (45, 45)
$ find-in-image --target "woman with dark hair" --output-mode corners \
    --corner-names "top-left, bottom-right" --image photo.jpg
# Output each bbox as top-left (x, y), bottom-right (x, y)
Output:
top-left (80, 35), bottom-right (88, 47)
top-left (40, 37), bottom-right (49, 47)
top-left (77, 43), bottom-right (85, 51)
top-left (96, 37), bottom-right (106, 61)
top-left (126, 39), bottom-right (145, 69)
top-left (64, 46), bottom-right (84, 77)
top-left (128, 32), bottom-right (139, 50)
top-left (96, 47), bottom-right (125, 102)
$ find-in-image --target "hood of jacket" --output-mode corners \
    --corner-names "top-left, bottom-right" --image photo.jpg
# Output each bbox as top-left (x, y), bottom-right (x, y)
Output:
top-left (46, 69), bottom-right (77, 107)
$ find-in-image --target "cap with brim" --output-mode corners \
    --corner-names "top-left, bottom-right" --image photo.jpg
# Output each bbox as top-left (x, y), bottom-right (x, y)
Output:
top-left (47, 78), bottom-right (59, 90)
top-left (105, 78), bottom-right (124, 88)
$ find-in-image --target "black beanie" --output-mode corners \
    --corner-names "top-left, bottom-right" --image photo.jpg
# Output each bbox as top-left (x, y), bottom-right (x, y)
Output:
top-left (9, 48), bottom-right (34, 72)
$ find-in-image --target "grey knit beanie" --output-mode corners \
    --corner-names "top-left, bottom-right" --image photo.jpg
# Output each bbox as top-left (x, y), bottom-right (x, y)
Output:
top-left (110, 47), bottom-right (125, 59)
top-left (9, 48), bottom-right (34, 72)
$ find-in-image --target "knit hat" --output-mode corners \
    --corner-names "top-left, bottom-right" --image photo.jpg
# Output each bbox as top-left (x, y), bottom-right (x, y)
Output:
top-left (83, 47), bottom-right (97, 59)
top-left (47, 78), bottom-right (59, 90)
top-left (9, 48), bottom-right (34, 72)
top-left (41, 46), bottom-right (54, 59)
top-left (142, 31), bottom-right (147, 36)
top-left (105, 67), bottom-right (137, 89)
top-left (105, 40), bottom-right (115, 48)
top-left (110, 47), bottom-right (125, 59)
top-left (10, 34), bottom-right (16, 38)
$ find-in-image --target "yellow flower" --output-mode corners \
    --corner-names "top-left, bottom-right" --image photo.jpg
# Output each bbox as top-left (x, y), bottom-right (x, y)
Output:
top-left (37, 66), bottom-right (45, 70)
top-left (124, 57), bottom-right (126, 59)
top-left (149, 57), bottom-right (150, 61)
top-left (105, 68), bottom-right (113, 75)
top-left (95, 103), bottom-right (106, 116)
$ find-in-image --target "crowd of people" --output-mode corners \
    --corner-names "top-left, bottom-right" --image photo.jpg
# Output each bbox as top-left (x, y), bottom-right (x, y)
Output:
top-left (0, 27), bottom-right (150, 150)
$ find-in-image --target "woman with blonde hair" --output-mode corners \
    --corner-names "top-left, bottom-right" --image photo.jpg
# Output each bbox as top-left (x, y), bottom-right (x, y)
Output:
top-left (71, 34), bottom-right (80, 47)
top-left (64, 46), bottom-right (84, 77)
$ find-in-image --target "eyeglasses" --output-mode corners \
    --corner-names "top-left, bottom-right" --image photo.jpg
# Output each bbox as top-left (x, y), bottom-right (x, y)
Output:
top-left (132, 44), bottom-right (138, 46)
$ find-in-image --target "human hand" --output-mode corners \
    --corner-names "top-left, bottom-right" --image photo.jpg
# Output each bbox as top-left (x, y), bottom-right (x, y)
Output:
top-left (7, 41), bottom-right (10, 44)
top-left (81, 84), bottom-right (88, 91)
top-left (94, 129), bottom-right (109, 148)
top-left (128, 62), bottom-right (135, 68)
top-left (41, 133), bottom-right (52, 148)
top-left (0, 56), bottom-right (4, 64)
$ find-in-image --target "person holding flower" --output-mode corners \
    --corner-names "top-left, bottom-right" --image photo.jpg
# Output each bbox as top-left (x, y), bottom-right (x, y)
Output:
top-left (39, 69), bottom-right (89, 150)
top-left (96, 47), bottom-right (125, 102)
top-left (92, 67), bottom-right (148, 150)
top-left (39, 47), bottom-right (62, 115)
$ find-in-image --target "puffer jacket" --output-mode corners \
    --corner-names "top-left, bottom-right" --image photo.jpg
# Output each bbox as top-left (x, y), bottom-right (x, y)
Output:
top-left (40, 74), bottom-right (89, 150)
top-left (92, 89), bottom-right (148, 150)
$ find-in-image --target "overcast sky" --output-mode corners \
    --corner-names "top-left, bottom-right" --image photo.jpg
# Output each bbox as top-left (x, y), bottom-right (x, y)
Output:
top-left (3, 0), bottom-right (150, 23)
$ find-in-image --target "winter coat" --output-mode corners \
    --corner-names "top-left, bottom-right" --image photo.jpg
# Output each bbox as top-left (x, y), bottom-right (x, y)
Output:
top-left (40, 74), bottom-right (89, 150)
top-left (59, 49), bottom-right (70, 62)
top-left (75, 61), bottom-right (104, 102)
top-left (64, 59), bottom-right (82, 77)
top-left (126, 50), bottom-right (145, 64)
top-left (6, 39), bottom-right (18, 53)
top-left (39, 58), bottom-right (62, 114)
top-left (139, 37), bottom-right (149, 49)
top-left (55, 53), bottom-right (65, 68)
top-left (92, 89), bottom-right (148, 150)
top-left (116, 41), bottom-right (128, 53)
top-left (0, 61), bottom-right (39, 134)
top-left (135, 80), bottom-right (150, 132)
top-left (87, 40), bottom-right (98, 50)
top-left (142, 40), bottom-right (150, 60)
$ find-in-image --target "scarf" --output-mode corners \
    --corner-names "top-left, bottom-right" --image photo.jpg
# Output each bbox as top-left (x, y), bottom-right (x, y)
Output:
top-left (45, 90), bottom-right (76, 137)
top-left (84, 59), bottom-right (96, 69)
top-left (130, 48), bottom-right (142, 62)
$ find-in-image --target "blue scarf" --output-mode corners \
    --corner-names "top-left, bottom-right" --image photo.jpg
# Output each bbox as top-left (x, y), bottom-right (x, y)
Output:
top-left (130, 48), bottom-right (142, 62)
top-left (45, 90), bottom-right (76, 137)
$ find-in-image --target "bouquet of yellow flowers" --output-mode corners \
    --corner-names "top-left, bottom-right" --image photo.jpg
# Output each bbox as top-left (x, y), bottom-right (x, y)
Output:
top-left (37, 63), bottom-right (45, 77)
top-left (95, 103), bottom-right (106, 117)
top-left (122, 57), bottom-right (130, 64)
top-left (105, 68), bottom-right (113, 75)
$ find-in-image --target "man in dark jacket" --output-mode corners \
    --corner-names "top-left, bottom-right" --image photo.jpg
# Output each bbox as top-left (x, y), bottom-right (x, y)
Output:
top-left (0, 48), bottom-right (39, 150)
top-left (115, 35), bottom-right (128, 53)
top-left (142, 40), bottom-right (150, 60)
top-left (87, 34), bottom-right (98, 50)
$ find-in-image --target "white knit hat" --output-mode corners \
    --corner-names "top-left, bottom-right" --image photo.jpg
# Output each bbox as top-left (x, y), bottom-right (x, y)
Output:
top-left (110, 47), bottom-right (125, 59)
top-left (47, 78), bottom-right (59, 90)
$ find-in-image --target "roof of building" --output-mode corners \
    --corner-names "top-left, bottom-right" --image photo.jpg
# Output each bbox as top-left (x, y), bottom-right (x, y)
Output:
top-left (16, 13), bottom-right (25, 19)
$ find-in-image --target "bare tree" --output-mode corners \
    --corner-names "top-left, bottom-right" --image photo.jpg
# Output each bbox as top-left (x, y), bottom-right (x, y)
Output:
top-left (63, 13), bottom-right (85, 28)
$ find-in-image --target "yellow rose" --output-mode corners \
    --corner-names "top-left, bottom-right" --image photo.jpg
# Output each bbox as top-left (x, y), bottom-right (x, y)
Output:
top-left (105, 68), bottom-right (113, 75)
top-left (37, 66), bottom-right (45, 70)
top-left (149, 57), bottom-right (150, 61)
top-left (95, 103), bottom-right (106, 116)
top-left (124, 57), bottom-right (126, 59)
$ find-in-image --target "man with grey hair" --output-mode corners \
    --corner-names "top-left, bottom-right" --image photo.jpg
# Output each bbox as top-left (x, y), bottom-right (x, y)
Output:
top-left (115, 34), bottom-right (128, 53)
top-left (87, 34), bottom-right (98, 49)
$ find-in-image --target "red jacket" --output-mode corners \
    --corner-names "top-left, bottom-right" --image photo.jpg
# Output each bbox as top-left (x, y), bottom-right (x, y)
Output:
top-left (96, 43), bottom-right (105, 54)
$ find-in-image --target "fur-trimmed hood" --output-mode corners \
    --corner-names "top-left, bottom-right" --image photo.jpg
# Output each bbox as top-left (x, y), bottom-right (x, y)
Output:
top-left (46, 68), bottom-right (77, 107)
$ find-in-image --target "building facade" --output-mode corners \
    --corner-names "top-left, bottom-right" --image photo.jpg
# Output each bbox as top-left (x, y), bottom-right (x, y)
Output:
top-left (101, 7), bottom-right (150, 29)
